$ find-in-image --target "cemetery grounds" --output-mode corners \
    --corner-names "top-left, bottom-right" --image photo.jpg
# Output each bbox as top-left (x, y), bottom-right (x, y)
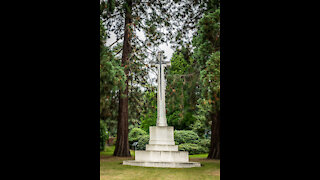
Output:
top-left (100, 145), bottom-right (220, 180)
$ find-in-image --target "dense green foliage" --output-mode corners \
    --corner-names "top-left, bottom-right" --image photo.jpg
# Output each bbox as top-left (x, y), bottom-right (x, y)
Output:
top-left (193, 8), bottom-right (220, 159)
top-left (128, 128), bottom-right (147, 147)
top-left (136, 135), bottom-right (150, 150)
top-left (100, 2), bottom-right (126, 138)
top-left (174, 130), bottom-right (200, 145)
top-left (169, 52), bottom-right (190, 74)
top-left (100, 0), bottom-right (220, 158)
top-left (140, 90), bottom-right (157, 133)
top-left (166, 47), bottom-right (199, 130)
top-left (178, 143), bottom-right (208, 155)
top-left (193, 10), bottom-right (220, 103)
top-left (174, 130), bottom-right (209, 154)
top-left (100, 120), bottom-right (109, 151)
top-left (198, 138), bottom-right (211, 149)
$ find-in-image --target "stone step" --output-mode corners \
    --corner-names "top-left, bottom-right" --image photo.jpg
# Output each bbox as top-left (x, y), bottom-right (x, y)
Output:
top-left (135, 150), bottom-right (189, 162)
top-left (123, 160), bottom-right (201, 168)
top-left (146, 144), bottom-right (178, 151)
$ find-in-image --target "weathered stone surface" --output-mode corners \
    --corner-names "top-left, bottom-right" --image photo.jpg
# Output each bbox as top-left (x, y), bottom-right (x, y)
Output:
top-left (135, 150), bottom-right (188, 162)
top-left (123, 160), bottom-right (201, 168)
top-left (149, 126), bottom-right (175, 145)
top-left (146, 144), bottom-right (178, 151)
top-left (150, 51), bottom-right (171, 126)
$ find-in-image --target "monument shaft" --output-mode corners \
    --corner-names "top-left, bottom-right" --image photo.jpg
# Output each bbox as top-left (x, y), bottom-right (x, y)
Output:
top-left (155, 51), bottom-right (169, 126)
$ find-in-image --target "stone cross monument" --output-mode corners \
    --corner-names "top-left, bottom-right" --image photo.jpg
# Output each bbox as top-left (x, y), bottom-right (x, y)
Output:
top-left (150, 51), bottom-right (170, 126)
top-left (123, 51), bottom-right (200, 168)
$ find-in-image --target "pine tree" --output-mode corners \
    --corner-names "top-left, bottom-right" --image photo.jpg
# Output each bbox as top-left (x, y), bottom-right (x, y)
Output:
top-left (193, 9), bottom-right (220, 159)
top-left (100, 3), bottom-right (126, 139)
top-left (166, 47), bottom-right (200, 130)
top-left (101, 0), bottom-right (181, 156)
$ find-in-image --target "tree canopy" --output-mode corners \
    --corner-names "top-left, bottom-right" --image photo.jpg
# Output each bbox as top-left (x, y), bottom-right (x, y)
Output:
top-left (100, 0), bottom-right (220, 159)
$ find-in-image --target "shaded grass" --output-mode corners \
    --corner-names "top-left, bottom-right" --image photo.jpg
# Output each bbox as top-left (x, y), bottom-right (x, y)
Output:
top-left (100, 145), bottom-right (135, 156)
top-left (100, 146), bottom-right (219, 180)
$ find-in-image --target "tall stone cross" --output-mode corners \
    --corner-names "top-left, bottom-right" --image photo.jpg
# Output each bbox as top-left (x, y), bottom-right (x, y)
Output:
top-left (150, 51), bottom-right (171, 126)
top-left (124, 52), bottom-right (200, 168)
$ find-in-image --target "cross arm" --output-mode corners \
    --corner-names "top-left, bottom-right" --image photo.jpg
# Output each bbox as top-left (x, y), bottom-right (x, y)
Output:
top-left (149, 60), bottom-right (171, 66)
top-left (149, 60), bottom-right (158, 65)
top-left (162, 61), bottom-right (171, 66)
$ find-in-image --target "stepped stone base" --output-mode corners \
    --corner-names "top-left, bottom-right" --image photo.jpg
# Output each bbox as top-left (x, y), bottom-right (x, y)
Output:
top-left (124, 126), bottom-right (201, 168)
top-left (135, 150), bottom-right (188, 162)
top-left (123, 160), bottom-right (201, 168)
top-left (146, 144), bottom-right (178, 151)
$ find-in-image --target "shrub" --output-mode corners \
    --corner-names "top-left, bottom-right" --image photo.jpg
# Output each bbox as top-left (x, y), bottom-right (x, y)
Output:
top-left (136, 135), bottom-right (150, 150)
top-left (100, 120), bottom-right (108, 151)
top-left (174, 130), bottom-right (200, 145)
top-left (128, 128), bottom-right (147, 148)
top-left (178, 143), bottom-right (208, 155)
top-left (198, 138), bottom-right (211, 149)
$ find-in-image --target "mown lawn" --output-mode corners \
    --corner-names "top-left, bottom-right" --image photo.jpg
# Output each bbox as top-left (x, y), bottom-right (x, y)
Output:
top-left (100, 145), bottom-right (136, 156)
top-left (100, 145), bottom-right (220, 180)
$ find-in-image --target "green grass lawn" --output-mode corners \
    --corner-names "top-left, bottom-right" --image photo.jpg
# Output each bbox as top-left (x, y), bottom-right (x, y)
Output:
top-left (100, 145), bottom-right (135, 156)
top-left (100, 145), bottom-right (220, 180)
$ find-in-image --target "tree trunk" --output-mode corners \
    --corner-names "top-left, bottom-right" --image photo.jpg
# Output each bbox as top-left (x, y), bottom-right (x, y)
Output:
top-left (208, 109), bottom-right (220, 159)
top-left (113, 0), bottom-right (132, 157)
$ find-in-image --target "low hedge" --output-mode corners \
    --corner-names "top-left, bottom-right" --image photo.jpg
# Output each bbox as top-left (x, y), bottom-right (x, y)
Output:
top-left (174, 130), bottom-right (200, 145)
top-left (136, 135), bottom-right (150, 150)
top-left (174, 130), bottom-right (210, 154)
top-left (126, 128), bottom-right (210, 154)
top-left (178, 143), bottom-right (208, 155)
top-left (129, 128), bottom-right (147, 149)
